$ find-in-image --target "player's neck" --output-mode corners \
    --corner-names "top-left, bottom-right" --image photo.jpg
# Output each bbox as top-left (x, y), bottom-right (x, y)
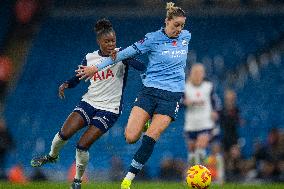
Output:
top-left (98, 50), bottom-right (109, 57)
top-left (162, 28), bottom-right (177, 39)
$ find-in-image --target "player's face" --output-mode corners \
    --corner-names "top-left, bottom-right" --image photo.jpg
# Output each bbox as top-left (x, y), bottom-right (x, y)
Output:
top-left (225, 90), bottom-right (236, 104)
top-left (190, 65), bottom-right (205, 85)
top-left (165, 16), bottom-right (186, 38)
top-left (98, 32), bottom-right (116, 56)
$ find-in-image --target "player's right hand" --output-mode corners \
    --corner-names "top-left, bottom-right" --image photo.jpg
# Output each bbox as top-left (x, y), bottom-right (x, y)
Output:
top-left (58, 83), bottom-right (69, 99)
top-left (75, 65), bottom-right (98, 81)
top-left (110, 49), bottom-right (118, 60)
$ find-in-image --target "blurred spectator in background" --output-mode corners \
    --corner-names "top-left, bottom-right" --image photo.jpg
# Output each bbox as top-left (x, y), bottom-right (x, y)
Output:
top-left (0, 118), bottom-right (14, 180)
top-left (256, 158), bottom-right (279, 182)
top-left (219, 89), bottom-right (241, 154)
top-left (15, 0), bottom-right (38, 25)
top-left (0, 56), bottom-right (13, 106)
top-left (224, 144), bottom-right (245, 182)
top-left (253, 128), bottom-right (284, 182)
top-left (159, 158), bottom-right (186, 181)
top-left (278, 153), bottom-right (284, 182)
top-left (14, 0), bottom-right (43, 39)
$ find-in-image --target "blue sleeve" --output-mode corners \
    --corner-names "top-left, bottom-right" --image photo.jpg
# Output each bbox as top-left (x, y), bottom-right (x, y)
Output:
top-left (65, 57), bottom-right (87, 88)
top-left (132, 33), bottom-right (154, 54)
top-left (122, 58), bottom-right (146, 71)
top-left (181, 30), bottom-right (191, 42)
top-left (97, 46), bottom-right (138, 70)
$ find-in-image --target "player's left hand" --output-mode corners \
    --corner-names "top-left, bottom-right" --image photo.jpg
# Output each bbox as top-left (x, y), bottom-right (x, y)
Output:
top-left (75, 65), bottom-right (98, 81)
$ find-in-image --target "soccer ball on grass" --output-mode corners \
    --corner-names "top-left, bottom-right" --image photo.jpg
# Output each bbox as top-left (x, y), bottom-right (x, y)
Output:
top-left (186, 165), bottom-right (211, 189)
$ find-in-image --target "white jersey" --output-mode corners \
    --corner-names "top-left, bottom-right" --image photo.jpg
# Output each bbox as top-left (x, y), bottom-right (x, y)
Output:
top-left (184, 81), bottom-right (215, 132)
top-left (82, 50), bottom-right (126, 114)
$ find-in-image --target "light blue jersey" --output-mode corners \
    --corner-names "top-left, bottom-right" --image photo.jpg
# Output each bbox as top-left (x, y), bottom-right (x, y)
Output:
top-left (97, 28), bottom-right (191, 92)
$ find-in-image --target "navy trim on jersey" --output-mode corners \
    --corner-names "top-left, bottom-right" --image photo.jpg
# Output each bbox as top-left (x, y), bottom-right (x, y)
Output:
top-left (65, 57), bottom-right (87, 88)
top-left (98, 50), bottom-right (109, 57)
top-left (131, 44), bottom-right (141, 54)
top-left (65, 76), bottom-right (80, 88)
top-left (122, 58), bottom-right (146, 71)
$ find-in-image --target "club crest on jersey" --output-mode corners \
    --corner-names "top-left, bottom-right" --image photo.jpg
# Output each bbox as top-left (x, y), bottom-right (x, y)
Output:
top-left (182, 40), bottom-right (188, 46)
top-left (172, 41), bottom-right (177, 46)
top-left (138, 37), bottom-right (148, 44)
top-left (93, 68), bottom-right (114, 81)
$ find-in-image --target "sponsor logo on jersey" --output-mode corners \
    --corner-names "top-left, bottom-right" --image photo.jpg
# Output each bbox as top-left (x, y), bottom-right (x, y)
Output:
top-left (93, 68), bottom-right (114, 81)
top-left (161, 50), bottom-right (187, 58)
top-left (182, 40), bottom-right (188, 46)
top-left (138, 37), bottom-right (148, 44)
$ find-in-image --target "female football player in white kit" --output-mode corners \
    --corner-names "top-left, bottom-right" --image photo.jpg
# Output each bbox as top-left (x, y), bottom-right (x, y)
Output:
top-left (184, 63), bottom-right (220, 165)
top-left (30, 19), bottom-right (145, 189)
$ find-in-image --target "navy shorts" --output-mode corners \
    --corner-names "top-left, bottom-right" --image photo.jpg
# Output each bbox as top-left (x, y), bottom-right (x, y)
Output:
top-left (73, 101), bottom-right (119, 133)
top-left (185, 129), bottom-right (213, 140)
top-left (134, 86), bottom-right (183, 121)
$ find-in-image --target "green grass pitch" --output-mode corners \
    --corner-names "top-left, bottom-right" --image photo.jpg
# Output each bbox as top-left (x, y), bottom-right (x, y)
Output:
top-left (0, 182), bottom-right (284, 189)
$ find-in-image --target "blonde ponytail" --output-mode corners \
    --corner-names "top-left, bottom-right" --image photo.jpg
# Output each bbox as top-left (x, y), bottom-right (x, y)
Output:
top-left (166, 2), bottom-right (175, 11)
top-left (165, 2), bottom-right (185, 19)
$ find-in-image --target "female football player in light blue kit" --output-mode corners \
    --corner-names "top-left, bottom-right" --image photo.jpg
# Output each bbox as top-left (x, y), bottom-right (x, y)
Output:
top-left (30, 19), bottom-right (145, 189)
top-left (76, 2), bottom-right (191, 189)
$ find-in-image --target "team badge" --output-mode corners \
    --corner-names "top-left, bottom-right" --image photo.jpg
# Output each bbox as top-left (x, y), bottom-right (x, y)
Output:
top-left (138, 37), bottom-right (148, 44)
top-left (182, 40), bottom-right (188, 46)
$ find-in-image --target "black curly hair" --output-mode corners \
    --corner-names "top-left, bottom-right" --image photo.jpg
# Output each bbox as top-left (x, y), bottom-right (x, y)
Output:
top-left (95, 18), bottom-right (115, 39)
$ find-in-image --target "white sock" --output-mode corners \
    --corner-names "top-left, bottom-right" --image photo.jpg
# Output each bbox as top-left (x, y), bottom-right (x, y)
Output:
top-left (49, 133), bottom-right (67, 158)
top-left (75, 148), bottom-right (89, 180)
top-left (125, 172), bottom-right (135, 181)
top-left (188, 152), bottom-right (197, 165)
top-left (216, 153), bottom-right (224, 184)
top-left (195, 148), bottom-right (206, 164)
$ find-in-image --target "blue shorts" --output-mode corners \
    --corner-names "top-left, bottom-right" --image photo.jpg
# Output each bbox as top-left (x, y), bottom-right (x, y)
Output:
top-left (73, 101), bottom-right (119, 133)
top-left (185, 129), bottom-right (213, 140)
top-left (134, 86), bottom-right (183, 121)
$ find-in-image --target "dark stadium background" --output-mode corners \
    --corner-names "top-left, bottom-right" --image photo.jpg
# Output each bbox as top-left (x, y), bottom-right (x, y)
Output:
top-left (0, 0), bottom-right (283, 185)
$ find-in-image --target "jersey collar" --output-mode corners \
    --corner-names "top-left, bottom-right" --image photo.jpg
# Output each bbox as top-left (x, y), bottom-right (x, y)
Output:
top-left (98, 50), bottom-right (109, 57)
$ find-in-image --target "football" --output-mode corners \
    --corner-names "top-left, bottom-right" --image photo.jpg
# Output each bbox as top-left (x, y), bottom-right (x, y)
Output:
top-left (186, 165), bottom-right (212, 189)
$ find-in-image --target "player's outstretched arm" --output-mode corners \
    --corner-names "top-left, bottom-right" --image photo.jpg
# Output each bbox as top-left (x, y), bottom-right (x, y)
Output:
top-left (76, 46), bottom-right (138, 81)
top-left (58, 74), bottom-right (81, 99)
top-left (123, 58), bottom-right (146, 71)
